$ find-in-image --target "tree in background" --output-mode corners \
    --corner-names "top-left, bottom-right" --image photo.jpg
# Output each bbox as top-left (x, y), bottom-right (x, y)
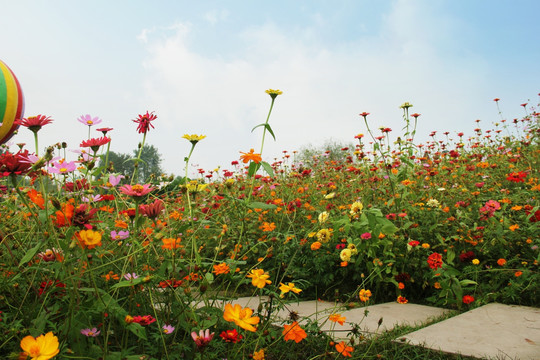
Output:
top-left (108, 144), bottom-right (164, 183)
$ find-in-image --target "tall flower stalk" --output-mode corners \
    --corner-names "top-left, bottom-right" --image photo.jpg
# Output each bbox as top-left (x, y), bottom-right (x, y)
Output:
top-left (131, 112), bottom-right (157, 184)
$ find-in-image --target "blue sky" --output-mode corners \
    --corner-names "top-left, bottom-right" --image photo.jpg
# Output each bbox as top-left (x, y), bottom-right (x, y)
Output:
top-left (1, 0), bottom-right (539, 176)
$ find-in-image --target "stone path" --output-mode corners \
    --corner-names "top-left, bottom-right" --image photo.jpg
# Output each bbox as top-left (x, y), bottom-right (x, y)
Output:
top-left (219, 297), bottom-right (540, 359)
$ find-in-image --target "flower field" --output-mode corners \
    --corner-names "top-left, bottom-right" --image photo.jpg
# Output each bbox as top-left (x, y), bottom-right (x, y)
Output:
top-left (0, 91), bottom-right (538, 359)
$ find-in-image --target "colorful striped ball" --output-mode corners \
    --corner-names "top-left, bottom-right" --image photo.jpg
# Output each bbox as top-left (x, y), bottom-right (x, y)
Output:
top-left (0, 59), bottom-right (25, 145)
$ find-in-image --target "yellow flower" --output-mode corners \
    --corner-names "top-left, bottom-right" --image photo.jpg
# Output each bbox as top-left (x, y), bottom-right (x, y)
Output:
top-left (324, 192), bottom-right (336, 199)
top-left (253, 349), bottom-right (265, 360)
top-left (76, 229), bottom-right (102, 249)
top-left (318, 211), bottom-right (329, 224)
top-left (400, 102), bottom-right (413, 109)
top-left (347, 243), bottom-right (358, 255)
top-left (265, 89), bottom-right (283, 99)
top-left (223, 303), bottom-right (260, 332)
top-left (246, 269), bottom-right (272, 288)
top-left (316, 228), bottom-right (333, 243)
top-left (472, 259), bottom-right (480, 265)
top-left (359, 289), bottom-right (372, 302)
top-left (20, 332), bottom-right (59, 360)
top-left (182, 134), bottom-right (206, 145)
top-left (350, 201), bottom-right (363, 215)
top-left (340, 248), bottom-right (352, 262)
top-left (279, 282), bottom-right (302, 298)
top-left (184, 180), bottom-right (208, 193)
top-left (421, 243), bottom-right (430, 249)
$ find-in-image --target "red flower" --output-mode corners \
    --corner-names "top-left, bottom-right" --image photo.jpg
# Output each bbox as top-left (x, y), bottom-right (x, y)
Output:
top-left (462, 295), bottom-right (474, 304)
top-left (427, 253), bottom-right (443, 270)
top-left (0, 150), bottom-right (33, 177)
top-left (15, 115), bottom-right (53, 133)
top-left (133, 111), bottom-right (157, 134)
top-left (132, 315), bottom-right (156, 326)
top-left (506, 171), bottom-right (527, 183)
top-left (80, 137), bottom-right (111, 152)
top-left (219, 329), bottom-right (243, 343)
top-left (359, 112), bottom-right (370, 117)
top-left (139, 199), bottom-right (165, 220)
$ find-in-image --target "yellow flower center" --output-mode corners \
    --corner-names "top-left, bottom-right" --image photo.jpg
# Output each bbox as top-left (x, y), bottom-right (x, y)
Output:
top-left (87, 120), bottom-right (93, 124)
top-left (60, 167), bottom-right (67, 172)
top-left (132, 184), bottom-right (144, 192)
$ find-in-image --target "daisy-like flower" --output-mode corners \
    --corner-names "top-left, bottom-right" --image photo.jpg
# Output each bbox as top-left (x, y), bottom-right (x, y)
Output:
top-left (20, 332), bottom-right (59, 360)
top-left (15, 115), bottom-right (53, 134)
top-left (182, 134), bottom-right (206, 145)
top-left (279, 282), bottom-right (302, 298)
top-left (80, 327), bottom-right (100, 337)
top-left (239, 149), bottom-right (262, 164)
top-left (103, 174), bottom-right (124, 189)
top-left (96, 127), bottom-right (113, 136)
top-left (162, 324), bottom-right (175, 334)
top-left (133, 111), bottom-right (157, 134)
top-left (48, 159), bottom-right (77, 175)
top-left (0, 150), bottom-right (33, 177)
top-left (265, 88), bottom-right (283, 99)
top-left (78, 114), bottom-right (102, 127)
top-left (124, 273), bottom-right (139, 281)
top-left (335, 341), bottom-right (354, 357)
top-left (80, 137), bottom-right (111, 153)
top-left (282, 321), bottom-right (307, 343)
top-left (110, 230), bottom-right (129, 241)
top-left (119, 184), bottom-right (154, 199)
top-left (246, 269), bottom-right (271, 288)
top-left (223, 303), bottom-right (260, 332)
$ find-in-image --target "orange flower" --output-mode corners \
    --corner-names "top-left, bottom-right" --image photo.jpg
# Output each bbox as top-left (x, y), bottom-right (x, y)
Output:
top-left (253, 349), bottom-right (265, 360)
top-left (115, 219), bottom-right (129, 229)
top-left (497, 258), bottom-right (507, 266)
top-left (509, 224), bottom-right (519, 231)
top-left (213, 263), bottom-right (230, 275)
top-left (335, 341), bottom-right (354, 357)
top-left (20, 332), bottom-right (59, 360)
top-left (359, 289), bottom-right (372, 302)
top-left (515, 271), bottom-right (523, 277)
top-left (240, 149), bottom-right (262, 164)
top-left (329, 313), bottom-right (346, 326)
top-left (260, 222), bottom-right (276, 232)
top-left (223, 303), bottom-right (260, 332)
top-left (397, 296), bottom-right (408, 304)
top-left (398, 282), bottom-right (405, 290)
top-left (27, 189), bottom-right (45, 209)
top-left (161, 237), bottom-right (182, 250)
top-left (310, 241), bottom-right (322, 250)
top-left (282, 321), bottom-right (307, 343)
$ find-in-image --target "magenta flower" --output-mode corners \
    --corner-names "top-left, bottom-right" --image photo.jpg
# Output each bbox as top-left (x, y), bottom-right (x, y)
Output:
top-left (82, 194), bottom-right (103, 202)
top-left (133, 111), bottom-right (157, 134)
top-left (81, 327), bottom-right (100, 337)
top-left (162, 324), bottom-right (175, 334)
top-left (48, 160), bottom-right (77, 174)
top-left (78, 114), bottom-right (102, 127)
top-left (105, 174), bottom-right (124, 188)
top-left (191, 329), bottom-right (214, 349)
top-left (124, 273), bottom-right (139, 281)
top-left (111, 230), bottom-right (129, 240)
top-left (119, 184), bottom-right (154, 199)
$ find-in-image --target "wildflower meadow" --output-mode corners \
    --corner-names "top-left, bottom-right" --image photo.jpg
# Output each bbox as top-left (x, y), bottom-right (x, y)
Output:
top-left (0, 84), bottom-right (538, 359)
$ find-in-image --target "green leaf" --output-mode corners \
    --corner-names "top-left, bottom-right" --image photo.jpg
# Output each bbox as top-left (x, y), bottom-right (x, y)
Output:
top-left (459, 279), bottom-right (478, 287)
top-left (261, 161), bottom-right (274, 177)
top-left (111, 278), bottom-right (144, 289)
top-left (126, 323), bottom-right (147, 340)
top-left (247, 201), bottom-right (277, 210)
top-left (251, 123), bottom-right (276, 140)
top-left (19, 241), bottom-right (42, 266)
top-left (247, 161), bottom-right (260, 177)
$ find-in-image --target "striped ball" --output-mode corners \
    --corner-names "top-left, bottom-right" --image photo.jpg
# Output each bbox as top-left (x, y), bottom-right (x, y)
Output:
top-left (0, 59), bottom-right (25, 145)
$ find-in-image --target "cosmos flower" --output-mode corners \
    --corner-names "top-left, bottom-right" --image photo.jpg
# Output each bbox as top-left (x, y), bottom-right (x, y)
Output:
top-left (48, 160), bottom-right (77, 175)
top-left (80, 328), bottom-right (100, 337)
top-left (78, 114), bottom-right (102, 127)
top-left (191, 329), bottom-right (214, 349)
top-left (223, 303), bottom-right (260, 332)
top-left (239, 149), bottom-right (262, 164)
top-left (282, 321), bottom-right (307, 343)
top-left (246, 269), bottom-right (271, 288)
top-left (119, 184), bottom-right (154, 199)
top-left (162, 324), bottom-right (175, 334)
top-left (20, 332), bottom-right (59, 360)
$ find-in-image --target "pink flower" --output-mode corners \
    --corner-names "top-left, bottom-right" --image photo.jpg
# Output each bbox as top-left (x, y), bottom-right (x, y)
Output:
top-left (81, 327), bottom-right (100, 337)
top-left (103, 174), bottom-right (124, 189)
top-left (119, 184), bottom-right (154, 199)
top-left (360, 232), bottom-right (372, 240)
top-left (191, 329), bottom-right (214, 349)
top-left (48, 160), bottom-right (77, 174)
top-left (111, 230), bottom-right (129, 240)
top-left (78, 114), bottom-right (102, 127)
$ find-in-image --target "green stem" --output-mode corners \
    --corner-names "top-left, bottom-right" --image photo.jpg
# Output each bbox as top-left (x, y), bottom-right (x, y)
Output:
top-left (131, 133), bottom-right (147, 184)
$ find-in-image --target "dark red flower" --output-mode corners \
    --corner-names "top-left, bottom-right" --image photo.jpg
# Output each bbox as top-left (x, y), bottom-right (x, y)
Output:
top-left (459, 251), bottom-right (475, 263)
top-left (139, 199), bottom-right (165, 220)
top-left (63, 179), bottom-right (90, 192)
top-left (133, 111), bottom-right (157, 134)
top-left (0, 150), bottom-right (33, 177)
top-left (132, 315), bottom-right (156, 326)
top-left (220, 329), bottom-right (243, 343)
top-left (96, 127), bottom-right (114, 136)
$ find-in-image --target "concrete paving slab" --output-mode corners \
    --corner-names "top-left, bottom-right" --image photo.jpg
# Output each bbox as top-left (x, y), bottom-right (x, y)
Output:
top-left (399, 303), bottom-right (540, 360)
top-left (318, 302), bottom-right (453, 340)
